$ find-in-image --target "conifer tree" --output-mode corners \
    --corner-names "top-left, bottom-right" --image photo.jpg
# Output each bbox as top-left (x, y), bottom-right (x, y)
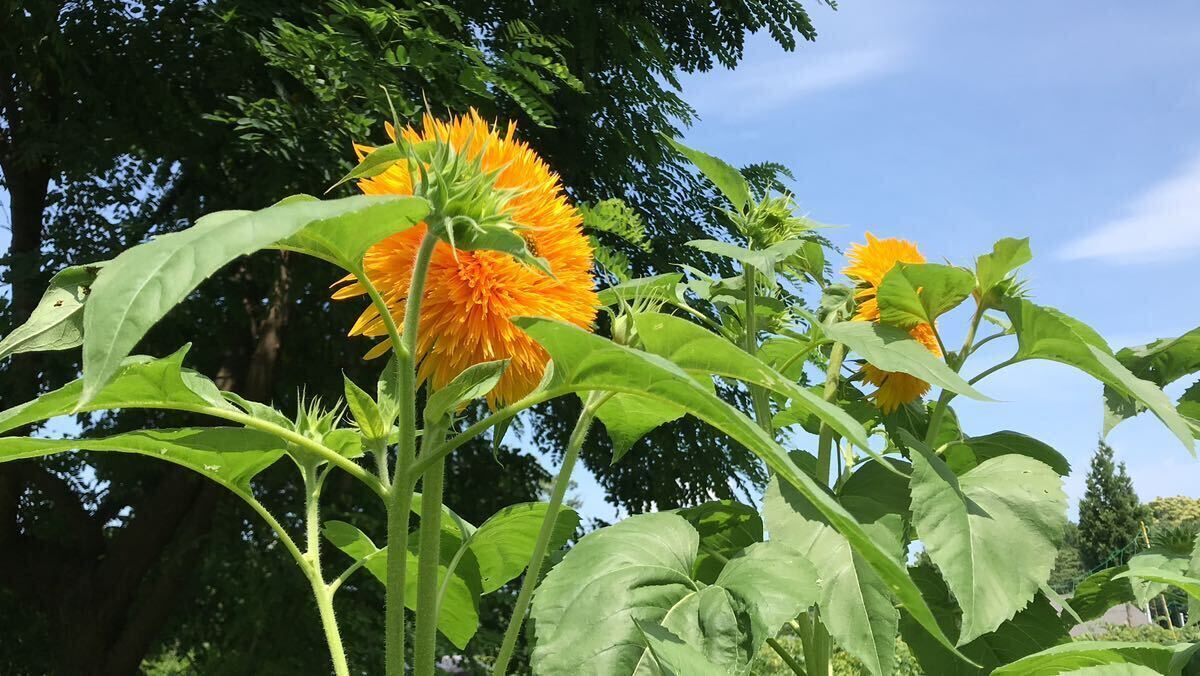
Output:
top-left (1077, 440), bottom-right (1148, 569)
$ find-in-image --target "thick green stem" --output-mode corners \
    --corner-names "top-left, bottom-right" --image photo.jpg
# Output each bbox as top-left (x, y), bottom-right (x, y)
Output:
top-left (743, 266), bottom-right (775, 436)
top-left (493, 392), bottom-right (607, 675)
top-left (815, 342), bottom-right (846, 484)
top-left (413, 434), bottom-right (447, 676)
top-left (924, 305), bottom-right (984, 446)
top-left (303, 465), bottom-right (350, 676)
top-left (385, 230), bottom-right (440, 676)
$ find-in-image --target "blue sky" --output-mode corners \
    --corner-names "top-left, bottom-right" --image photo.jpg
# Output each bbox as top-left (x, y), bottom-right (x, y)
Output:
top-left (664, 0), bottom-right (1200, 519)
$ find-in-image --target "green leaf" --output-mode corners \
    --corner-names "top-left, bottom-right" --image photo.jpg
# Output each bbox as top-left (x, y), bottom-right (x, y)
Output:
top-left (329, 142), bottom-right (404, 189)
top-left (1004, 299), bottom-right (1194, 454)
top-left (343, 374), bottom-right (385, 440)
top-left (273, 194), bottom-right (430, 271)
top-left (467, 502), bottom-right (578, 594)
top-left (1066, 566), bottom-right (1135, 624)
top-left (424, 360), bottom-right (508, 424)
top-left (823, 321), bottom-right (991, 401)
top-left (991, 641), bottom-right (1200, 676)
top-left (944, 431), bottom-right (1071, 476)
top-left (676, 500), bottom-right (763, 585)
top-left (900, 564), bottom-right (1070, 676)
top-left (595, 393), bottom-right (686, 462)
top-left (81, 195), bottom-right (429, 404)
top-left (378, 354), bottom-right (402, 431)
top-left (529, 512), bottom-right (817, 675)
top-left (0, 263), bottom-right (103, 360)
top-left (513, 317), bottom-right (974, 662)
top-left (0, 428), bottom-right (284, 496)
top-left (322, 520), bottom-right (482, 649)
top-left (597, 274), bottom-right (683, 307)
top-left (665, 137), bottom-right (752, 212)
top-left (634, 621), bottom-right (726, 676)
top-left (1114, 568), bottom-right (1200, 603)
top-left (1125, 547), bottom-right (1190, 605)
top-left (1064, 666), bottom-right (1170, 676)
top-left (765, 458), bottom-right (911, 676)
top-left (909, 438), bottom-right (1067, 643)
top-left (686, 239), bottom-right (807, 285)
top-left (1104, 326), bottom-right (1200, 433)
top-left (632, 312), bottom-right (873, 452)
top-left (976, 237), bottom-right (1032, 305)
top-left (0, 346), bottom-right (232, 435)
top-left (876, 262), bottom-right (975, 329)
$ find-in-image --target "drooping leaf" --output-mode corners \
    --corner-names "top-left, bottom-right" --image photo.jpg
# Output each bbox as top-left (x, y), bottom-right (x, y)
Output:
top-left (876, 262), bottom-right (975, 329)
top-left (1004, 299), bottom-right (1194, 454)
top-left (944, 431), bottom-right (1071, 476)
top-left (595, 393), bottom-right (687, 462)
top-left (900, 563), bottom-right (1070, 676)
top-left (0, 428), bottom-right (285, 496)
top-left (633, 621), bottom-right (726, 676)
top-left (823, 321), bottom-right (991, 401)
top-left (81, 195), bottom-right (428, 404)
top-left (1125, 547), bottom-right (1190, 605)
top-left (513, 317), bottom-right (973, 661)
top-left (665, 137), bottom-right (752, 212)
top-left (1066, 566), bottom-right (1136, 624)
top-left (908, 438), bottom-right (1067, 643)
top-left (529, 512), bottom-right (817, 675)
top-left (990, 641), bottom-right (1200, 676)
top-left (424, 360), bottom-right (508, 423)
top-left (686, 239), bottom-right (807, 286)
top-left (975, 237), bottom-right (1032, 306)
top-left (1104, 326), bottom-right (1200, 433)
top-left (0, 263), bottom-right (104, 360)
top-left (632, 312), bottom-right (872, 452)
top-left (676, 500), bottom-right (763, 585)
top-left (764, 458), bottom-right (911, 676)
top-left (322, 520), bottom-right (482, 649)
top-left (596, 274), bottom-right (683, 307)
top-left (1114, 568), bottom-right (1200, 604)
top-left (0, 346), bottom-right (233, 435)
top-left (466, 502), bottom-right (578, 594)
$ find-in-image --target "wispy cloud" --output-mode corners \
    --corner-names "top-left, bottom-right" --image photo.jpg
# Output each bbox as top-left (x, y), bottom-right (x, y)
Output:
top-left (1060, 152), bottom-right (1200, 263)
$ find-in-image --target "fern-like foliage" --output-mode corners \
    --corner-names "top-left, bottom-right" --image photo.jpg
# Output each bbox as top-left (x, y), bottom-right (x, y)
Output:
top-left (580, 199), bottom-right (650, 282)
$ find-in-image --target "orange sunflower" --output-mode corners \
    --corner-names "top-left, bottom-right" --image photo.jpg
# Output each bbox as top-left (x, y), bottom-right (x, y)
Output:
top-left (332, 110), bottom-right (598, 406)
top-left (843, 233), bottom-right (942, 413)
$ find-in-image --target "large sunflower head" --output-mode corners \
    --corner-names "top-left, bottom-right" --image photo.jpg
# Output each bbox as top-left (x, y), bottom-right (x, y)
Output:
top-left (333, 110), bottom-right (598, 407)
top-left (843, 232), bottom-right (942, 413)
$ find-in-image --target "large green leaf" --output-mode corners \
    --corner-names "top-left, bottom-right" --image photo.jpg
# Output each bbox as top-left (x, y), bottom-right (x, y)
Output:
top-left (466, 502), bottom-right (578, 594)
top-left (665, 137), bottom-right (752, 212)
top-left (909, 438), bottom-right (1067, 643)
top-left (876, 262), bottom-right (975, 329)
top-left (900, 563), bottom-right (1070, 676)
top-left (1125, 547), bottom-right (1191, 605)
top-left (513, 317), bottom-right (971, 662)
top-left (632, 312), bottom-right (872, 451)
top-left (991, 641), bottom-right (1200, 676)
top-left (529, 512), bottom-right (817, 675)
top-left (1114, 568), bottom-right (1200, 603)
top-left (686, 239), bottom-right (807, 286)
top-left (1067, 566), bottom-right (1135, 624)
top-left (823, 321), bottom-right (991, 401)
top-left (597, 274), bottom-right (684, 307)
top-left (0, 428), bottom-right (284, 496)
top-left (1104, 326), bottom-right (1200, 433)
top-left (0, 263), bottom-right (103, 360)
top-left (80, 195), bottom-right (429, 404)
top-left (975, 237), bottom-right (1032, 306)
top-left (322, 520), bottom-right (482, 649)
top-left (676, 500), bottom-right (763, 585)
top-left (764, 458), bottom-right (911, 676)
top-left (0, 346), bottom-right (232, 435)
top-left (944, 431), bottom-right (1071, 476)
top-left (1004, 299), bottom-right (1194, 453)
top-left (634, 622), bottom-right (726, 676)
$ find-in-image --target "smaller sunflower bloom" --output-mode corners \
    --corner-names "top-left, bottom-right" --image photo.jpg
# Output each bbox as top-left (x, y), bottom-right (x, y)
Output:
top-left (843, 232), bottom-right (943, 413)
top-left (333, 110), bottom-right (598, 407)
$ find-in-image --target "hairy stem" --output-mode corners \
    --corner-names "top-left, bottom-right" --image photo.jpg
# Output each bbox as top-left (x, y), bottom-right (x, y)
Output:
top-left (385, 230), bottom-right (440, 676)
top-left (413, 421), bottom-right (448, 676)
top-left (743, 266), bottom-right (775, 437)
top-left (303, 464), bottom-right (350, 676)
top-left (493, 392), bottom-right (608, 675)
top-left (815, 342), bottom-right (846, 484)
top-left (768, 637), bottom-right (809, 676)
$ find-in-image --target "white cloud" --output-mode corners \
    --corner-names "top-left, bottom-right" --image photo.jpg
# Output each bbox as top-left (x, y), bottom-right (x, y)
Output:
top-left (1060, 152), bottom-right (1200, 263)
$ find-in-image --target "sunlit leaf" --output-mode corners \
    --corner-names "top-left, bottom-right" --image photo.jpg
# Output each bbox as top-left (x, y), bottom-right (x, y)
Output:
top-left (0, 263), bottom-right (103, 360)
top-left (944, 431), bottom-right (1071, 476)
top-left (876, 262), bottom-right (975, 329)
top-left (908, 437), bottom-right (1067, 643)
top-left (990, 641), bottom-right (1200, 676)
top-left (1060, 566), bottom-right (1134, 625)
top-left (665, 137), bottom-right (752, 212)
top-left (343, 374), bottom-right (386, 440)
top-left (1114, 568), bottom-right (1200, 603)
top-left (424, 360), bottom-right (507, 423)
top-left (1125, 546), bottom-right (1190, 605)
top-left (80, 195), bottom-right (429, 404)
top-left (467, 502), bottom-right (578, 593)
top-left (975, 237), bottom-right (1032, 306)
top-left (686, 239), bottom-right (807, 286)
top-left (676, 500), bottom-right (763, 585)
top-left (1104, 326), bottom-right (1200, 433)
top-left (529, 512), bottom-right (817, 675)
top-left (634, 621), bottom-right (725, 676)
top-left (595, 393), bottom-right (687, 462)
top-left (824, 321), bottom-right (991, 401)
top-left (596, 273), bottom-right (683, 307)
